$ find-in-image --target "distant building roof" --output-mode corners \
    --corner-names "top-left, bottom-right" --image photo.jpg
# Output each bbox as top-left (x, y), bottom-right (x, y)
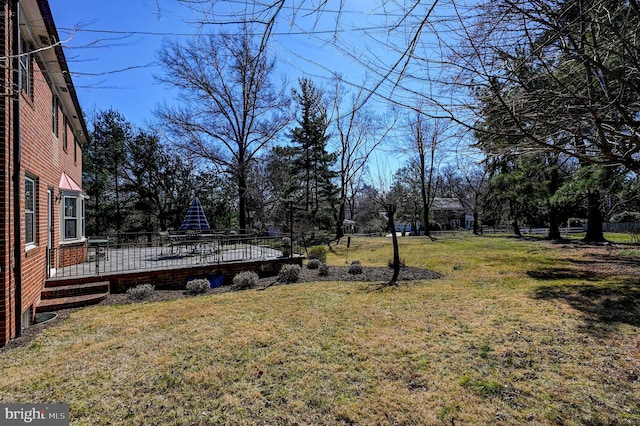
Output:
top-left (432, 197), bottom-right (464, 210)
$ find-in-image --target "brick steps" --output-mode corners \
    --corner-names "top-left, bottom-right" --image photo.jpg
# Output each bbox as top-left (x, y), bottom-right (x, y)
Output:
top-left (36, 281), bottom-right (110, 313)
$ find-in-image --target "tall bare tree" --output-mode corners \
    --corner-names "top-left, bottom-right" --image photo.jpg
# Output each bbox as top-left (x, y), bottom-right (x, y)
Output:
top-left (405, 112), bottom-right (448, 238)
top-left (442, 157), bottom-right (490, 235)
top-left (155, 29), bottom-right (289, 231)
top-left (330, 79), bottom-right (396, 239)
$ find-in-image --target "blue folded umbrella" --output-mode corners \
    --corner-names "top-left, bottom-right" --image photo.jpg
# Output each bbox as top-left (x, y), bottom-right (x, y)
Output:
top-left (180, 197), bottom-right (210, 230)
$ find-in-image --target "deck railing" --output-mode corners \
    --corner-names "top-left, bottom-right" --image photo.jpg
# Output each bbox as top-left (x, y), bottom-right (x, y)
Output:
top-left (48, 232), bottom-right (301, 278)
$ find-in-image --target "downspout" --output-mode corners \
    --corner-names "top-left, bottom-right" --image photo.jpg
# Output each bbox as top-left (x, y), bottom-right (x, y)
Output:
top-left (11, 0), bottom-right (22, 337)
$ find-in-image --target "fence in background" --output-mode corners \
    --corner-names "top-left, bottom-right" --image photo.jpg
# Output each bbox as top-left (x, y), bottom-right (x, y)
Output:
top-left (601, 222), bottom-right (640, 233)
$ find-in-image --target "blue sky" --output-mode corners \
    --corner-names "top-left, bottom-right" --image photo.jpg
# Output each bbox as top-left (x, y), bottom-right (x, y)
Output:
top-left (49, 1), bottom-right (400, 127)
top-left (50, 1), bottom-right (197, 127)
top-left (48, 1), bottom-right (458, 176)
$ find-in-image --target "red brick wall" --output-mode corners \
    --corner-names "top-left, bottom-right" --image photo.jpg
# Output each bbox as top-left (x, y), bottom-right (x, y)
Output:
top-left (56, 243), bottom-right (87, 268)
top-left (105, 258), bottom-right (304, 293)
top-left (0, 0), bottom-right (85, 346)
top-left (20, 42), bottom-right (55, 330)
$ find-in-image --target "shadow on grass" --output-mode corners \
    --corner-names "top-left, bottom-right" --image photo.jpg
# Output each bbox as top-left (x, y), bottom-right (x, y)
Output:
top-left (526, 267), bottom-right (604, 281)
top-left (527, 241), bottom-right (640, 333)
top-left (573, 250), bottom-right (640, 271)
top-left (533, 279), bottom-right (640, 332)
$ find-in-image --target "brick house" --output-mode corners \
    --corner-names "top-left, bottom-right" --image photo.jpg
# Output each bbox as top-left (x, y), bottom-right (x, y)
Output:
top-left (1, 0), bottom-right (88, 346)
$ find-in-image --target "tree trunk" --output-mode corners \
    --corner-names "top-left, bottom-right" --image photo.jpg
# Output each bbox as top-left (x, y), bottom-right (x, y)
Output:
top-left (386, 204), bottom-right (400, 286)
top-left (509, 200), bottom-right (522, 237)
top-left (511, 220), bottom-right (521, 237)
top-left (472, 209), bottom-right (480, 235)
top-left (547, 206), bottom-right (562, 240)
top-left (420, 172), bottom-right (431, 239)
top-left (335, 201), bottom-right (345, 240)
top-left (547, 160), bottom-right (562, 240)
top-left (583, 192), bottom-right (606, 243)
top-left (238, 172), bottom-right (247, 232)
top-left (115, 171), bottom-right (122, 237)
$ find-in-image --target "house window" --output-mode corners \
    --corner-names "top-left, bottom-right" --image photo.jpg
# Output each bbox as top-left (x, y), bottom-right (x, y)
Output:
top-left (64, 196), bottom-right (77, 239)
top-left (52, 96), bottom-right (59, 137)
top-left (19, 39), bottom-right (32, 98)
top-left (25, 177), bottom-right (36, 245)
top-left (73, 135), bottom-right (77, 164)
top-left (62, 117), bottom-right (68, 151)
top-left (63, 194), bottom-right (85, 240)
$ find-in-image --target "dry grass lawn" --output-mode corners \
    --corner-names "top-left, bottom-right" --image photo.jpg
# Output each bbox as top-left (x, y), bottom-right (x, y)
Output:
top-left (0, 233), bottom-right (639, 425)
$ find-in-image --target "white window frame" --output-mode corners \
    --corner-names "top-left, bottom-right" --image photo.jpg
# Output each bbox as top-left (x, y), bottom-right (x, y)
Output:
top-left (25, 176), bottom-right (36, 247)
top-left (62, 193), bottom-right (85, 241)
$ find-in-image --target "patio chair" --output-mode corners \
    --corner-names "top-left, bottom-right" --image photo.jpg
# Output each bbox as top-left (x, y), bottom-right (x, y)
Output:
top-left (157, 231), bottom-right (172, 255)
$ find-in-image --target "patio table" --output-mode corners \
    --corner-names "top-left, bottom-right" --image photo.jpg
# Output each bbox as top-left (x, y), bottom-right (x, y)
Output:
top-left (87, 236), bottom-right (109, 260)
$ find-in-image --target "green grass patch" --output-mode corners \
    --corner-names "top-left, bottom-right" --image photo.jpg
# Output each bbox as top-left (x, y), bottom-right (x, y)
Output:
top-left (1, 234), bottom-right (638, 425)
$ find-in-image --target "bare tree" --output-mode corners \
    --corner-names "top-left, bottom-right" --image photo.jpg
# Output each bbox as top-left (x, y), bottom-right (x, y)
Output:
top-left (442, 157), bottom-right (489, 235)
top-left (376, 179), bottom-right (407, 286)
top-left (330, 78), bottom-right (396, 239)
top-left (166, 0), bottom-right (640, 243)
top-left (403, 112), bottom-right (448, 239)
top-left (197, 0), bottom-right (639, 173)
top-left (366, 164), bottom-right (411, 286)
top-left (155, 29), bottom-right (289, 231)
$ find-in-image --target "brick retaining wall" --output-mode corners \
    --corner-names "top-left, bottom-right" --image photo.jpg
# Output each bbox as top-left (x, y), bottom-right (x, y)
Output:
top-left (47, 257), bottom-right (304, 294)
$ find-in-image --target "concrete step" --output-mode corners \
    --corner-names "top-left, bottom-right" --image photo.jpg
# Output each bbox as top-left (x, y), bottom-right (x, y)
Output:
top-left (41, 281), bottom-right (110, 299)
top-left (36, 291), bottom-right (109, 313)
top-left (37, 280), bottom-right (110, 313)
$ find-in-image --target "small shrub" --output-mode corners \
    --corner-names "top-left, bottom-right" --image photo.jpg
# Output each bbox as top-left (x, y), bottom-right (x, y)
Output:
top-left (126, 284), bottom-right (154, 301)
top-left (307, 259), bottom-right (322, 270)
top-left (278, 264), bottom-right (301, 283)
top-left (349, 260), bottom-right (363, 275)
top-left (307, 246), bottom-right (327, 262)
top-left (233, 271), bottom-right (259, 289)
top-left (186, 278), bottom-right (210, 294)
top-left (318, 263), bottom-right (330, 276)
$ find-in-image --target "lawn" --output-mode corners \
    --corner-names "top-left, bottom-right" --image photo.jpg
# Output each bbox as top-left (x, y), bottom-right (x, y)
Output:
top-left (1, 234), bottom-right (638, 425)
